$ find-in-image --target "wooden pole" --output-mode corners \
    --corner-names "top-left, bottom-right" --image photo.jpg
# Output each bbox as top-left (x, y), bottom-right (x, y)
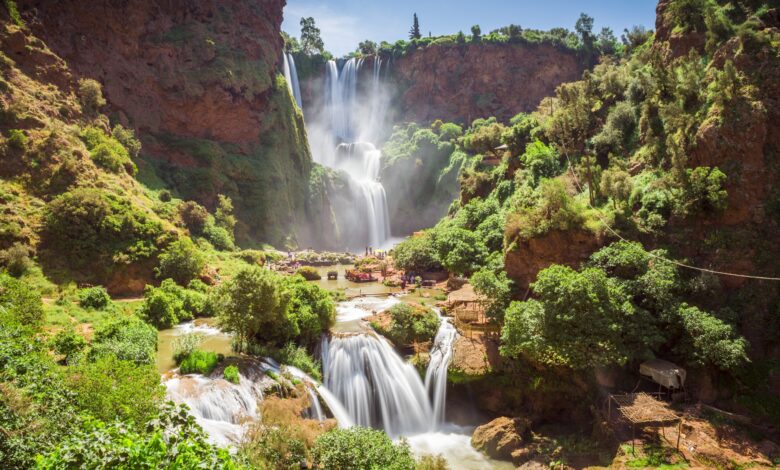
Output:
top-left (676, 420), bottom-right (681, 450)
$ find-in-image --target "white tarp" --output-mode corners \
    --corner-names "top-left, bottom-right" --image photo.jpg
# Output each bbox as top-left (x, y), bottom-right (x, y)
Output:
top-left (640, 358), bottom-right (686, 389)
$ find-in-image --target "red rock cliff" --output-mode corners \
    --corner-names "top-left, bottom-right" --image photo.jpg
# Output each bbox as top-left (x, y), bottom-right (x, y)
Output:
top-left (392, 43), bottom-right (584, 124)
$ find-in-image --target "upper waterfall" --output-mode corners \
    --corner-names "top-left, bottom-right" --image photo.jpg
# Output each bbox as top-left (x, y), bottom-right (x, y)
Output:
top-left (282, 52), bottom-right (303, 109)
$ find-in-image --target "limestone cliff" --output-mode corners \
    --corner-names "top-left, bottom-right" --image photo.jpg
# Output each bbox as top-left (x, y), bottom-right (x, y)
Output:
top-left (17, 0), bottom-right (321, 247)
top-left (392, 43), bottom-right (583, 124)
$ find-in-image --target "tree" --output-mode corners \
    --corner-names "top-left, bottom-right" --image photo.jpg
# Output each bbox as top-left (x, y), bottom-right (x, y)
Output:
top-left (675, 304), bottom-right (748, 371)
top-left (300, 17), bottom-right (325, 55)
top-left (358, 40), bottom-right (377, 55)
top-left (156, 237), bottom-right (206, 286)
top-left (507, 24), bottom-right (522, 42)
top-left (179, 200), bottom-right (209, 235)
top-left (471, 269), bottom-right (512, 321)
top-left (409, 13), bottom-right (421, 40)
top-left (211, 266), bottom-right (291, 352)
top-left (575, 13), bottom-right (594, 47)
top-left (621, 26), bottom-right (652, 52)
top-left (392, 232), bottom-right (442, 273)
top-left (596, 27), bottom-right (618, 55)
top-left (500, 265), bottom-right (659, 369)
top-left (464, 122), bottom-right (506, 155)
top-left (384, 302), bottom-right (440, 345)
top-left (432, 226), bottom-right (487, 276)
top-left (77, 78), bottom-right (106, 115)
top-left (600, 168), bottom-right (633, 209)
top-left (0, 272), bottom-right (44, 326)
top-left (214, 194), bottom-right (236, 238)
top-left (471, 25), bottom-right (482, 42)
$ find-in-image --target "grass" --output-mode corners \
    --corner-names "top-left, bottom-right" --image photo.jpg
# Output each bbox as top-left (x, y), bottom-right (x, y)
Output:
top-left (620, 444), bottom-right (688, 469)
top-left (223, 364), bottom-right (239, 383)
top-left (179, 349), bottom-right (220, 375)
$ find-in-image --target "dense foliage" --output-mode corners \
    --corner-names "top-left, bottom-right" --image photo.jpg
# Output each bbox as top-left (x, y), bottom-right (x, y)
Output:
top-left (156, 237), bottom-right (206, 286)
top-left (377, 302), bottom-right (440, 346)
top-left (311, 427), bottom-right (417, 470)
top-left (139, 278), bottom-right (210, 329)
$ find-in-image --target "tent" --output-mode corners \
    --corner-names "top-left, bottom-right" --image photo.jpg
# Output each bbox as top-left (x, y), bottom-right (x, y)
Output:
top-left (639, 358), bottom-right (686, 390)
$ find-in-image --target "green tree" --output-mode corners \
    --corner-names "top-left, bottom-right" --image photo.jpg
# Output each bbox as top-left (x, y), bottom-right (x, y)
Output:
top-left (77, 78), bottom-right (106, 115)
top-left (471, 25), bottom-right (482, 42)
top-left (312, 427), bottom-right (416, 470)
top-left (300, 17), bottom-right (325, 55)
top-left (392, 232), bottom-right (442, 273)
top-left (179, 200), bottom-right (209, 235)
top-left (156, 238), bottom-right (206, 286)
top-left (89, 314), bottom-right (158, 365)
top-left (211, 266), bottom-right (291, 352)
top-left (501, 265), bottom-right (659, 369)
top-left (675, 304), bottom-right (748, 371)
top-left (383, 302), bottom-right (440, 345)
top-left (358, 40), bottom-right (377, 55)
top-left (471, 269), bottom-right (512, 322)
top-left (0, 272), bottom-right (44, 327)
top-left (409, 13), bottom-right (421, 40)
top-left (575, 13), bottom-right (594, 48)
top-left (215, 194), bottom-right (236, 237)
top-left (599, 168), bottom-right (633, 209)
top-left (78, 286), bottom-right (111, 310)
top-left (432, 226), bottom-right (487, 276)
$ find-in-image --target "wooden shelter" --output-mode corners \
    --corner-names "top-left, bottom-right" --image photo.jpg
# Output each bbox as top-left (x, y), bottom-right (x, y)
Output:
top-left (447, 284), bottom-right (486, 324)
top-left (608, 393), bottom-right (682, 451)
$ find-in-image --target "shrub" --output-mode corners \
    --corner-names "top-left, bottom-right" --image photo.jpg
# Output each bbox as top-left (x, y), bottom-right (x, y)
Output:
top-left (50, 327), bottom-right (87, 363)
top-left (158, 189), bottom-right (173, 202)
top-left (80, 126), bottom-right (137, 175)
top-left (111, 124), bottom-right (141, 158)
top-left (522, 141), bottom-right (560, 184)
top-left (67, 354), bottom-right (164, 426)
top-left (296, 266), bottom-right (321, 280)
top-left (312, 427), bottom-right (416, 470)
top-left (438, 122), bottom-right (463, 141)
top-left (392, 232), bottom-right (442, 273)
top-left (0, 242), bottom-right (32, 277)
top-left (7, 129), bottom-right (27, 150)
top-left (431, 225), bottom-right (487, 276)
top-left (223, 364), bottom-right (239, 384)
top-left (172, 332), bottom-right (204, 364)
top-left (684, 166), bottom-right (727, 213)
top-left (179, 349), bottom-right (219, 375)
top-left (0, 272), bottom-right (44, 326)
top-left (156, 237), bottom-right (205, 286)
top-left (179, 201), bottom-right (209, 235)
top-left (90, 314), bottom-right (158, 365)
top-left (139, 279), bottom-right (188, 329)
top-left (470, 269), bottom-right (512, 321)
top-left (78, 286), bottom-right (111, 309)
top-left (42, 188), bottom-right (164, 272)
top-left (384, 302), bottom-right (440, 345)
top-left (675, 304), bottom-right (748, 371)
top-left (237, 249), bottom-right (266, 266)
top-left (36, 404), bottom-right (239, 469)
top-left (203, 221), bottom-right (235, 251)
top-left (77, 78), bottom-right (106, 114)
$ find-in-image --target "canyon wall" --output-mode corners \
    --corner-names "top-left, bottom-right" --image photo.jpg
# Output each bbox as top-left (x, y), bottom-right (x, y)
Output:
top-left (17, 0), bottom-right (325, 247)
top-left (392, 42), bottom-right (584, 124)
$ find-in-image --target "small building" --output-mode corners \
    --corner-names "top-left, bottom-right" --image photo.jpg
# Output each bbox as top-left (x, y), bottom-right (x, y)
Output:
top-left (639, 358), bottom-right (686, 390)
top-left (447, 284), bottom-right (485, 324)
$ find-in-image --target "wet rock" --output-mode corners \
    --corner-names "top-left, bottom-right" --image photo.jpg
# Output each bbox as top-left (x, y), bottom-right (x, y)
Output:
top-left (471, 416), bottom-right (530, 461)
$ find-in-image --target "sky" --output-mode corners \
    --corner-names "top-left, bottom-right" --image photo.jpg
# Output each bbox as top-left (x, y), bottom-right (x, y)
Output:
top-left (281, 0), bottom-right (658, 57)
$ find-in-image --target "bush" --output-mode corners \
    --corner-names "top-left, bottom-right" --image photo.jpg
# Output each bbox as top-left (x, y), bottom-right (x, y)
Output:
top-left (203, 221), bottom-right (235, 251)
top-left (312, 427), bottom-right (416, 470)
top-left (36, 404), bottom-right (239, 469)
top-left (296, 266), bottom-right (321, 280)
top-left (179, 349), bottom-right (219, 375)
top-left (172, 332), bottom-right (204, 364)
top-left (139, 278), bottom-right (210, 329)
top-left (431, 225), bottom-right (487, 276)
top-left (80, 126), bottom-right (137, 175)
top-left (179, 201), bottom-right (209, 235)
top-left (111, 124), bottom-right (141, 158)
top-left (522, 141), bottom-right (560, 184)
top-left (90, 314), bottom-right (158, 365)
top-left (237, 249), bottom-right (266, 266)
top-left (392, 232), bottom-right (442, 273)
top-left (675, 304), bottom-right (748, 371)
top-left (156, 237), bottom-right (205, 286)
top-left (77, 78), bottom-right (106, 114)
top-left (42, 188), bottom-right (164, 273)
top-left (0, 242), bottom-right (32, 277)
top-left (67, 354), bottom-right (164, 426)
top-left (158, 189), bottom-right (173, 202)
top-left (223, 364), bottom-right (239, 384)
top-left (50, 327), bottom-right (87, 363)
top-left (7, 129), bottom-right (27, 150)
top-left (0, 272), bottom-right (44, 326)
top-left (78, 286), bottom-right (111, 310)
top-left (383, 302), bottom-right (440, 345)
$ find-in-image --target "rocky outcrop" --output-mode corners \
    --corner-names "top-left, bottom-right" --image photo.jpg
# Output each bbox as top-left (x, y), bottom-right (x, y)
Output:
top-left (392, 43), bottom-right (583, 124)
top-left (504, 229), bottom-right (606, 290)
top-left (17, 0), bottom-right (323, 247)
top-left (471, 416), bottom-right (530, 461)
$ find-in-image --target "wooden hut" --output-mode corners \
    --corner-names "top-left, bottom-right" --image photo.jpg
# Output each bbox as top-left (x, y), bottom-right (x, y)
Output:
top-left (447, 284), bottom-right (485, 324)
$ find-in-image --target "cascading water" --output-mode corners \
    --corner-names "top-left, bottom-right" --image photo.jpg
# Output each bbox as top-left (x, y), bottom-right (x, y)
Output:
top-left (321, 308), bottom-right (458, 436)
top-left (282, 52), bottom-right (302, 109)
top-left (311, 58), bottom-right (392, 250)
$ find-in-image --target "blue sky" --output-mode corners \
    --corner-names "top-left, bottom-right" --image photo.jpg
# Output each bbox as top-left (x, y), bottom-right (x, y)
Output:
top-left (282, 1), bottom-right (658, 56)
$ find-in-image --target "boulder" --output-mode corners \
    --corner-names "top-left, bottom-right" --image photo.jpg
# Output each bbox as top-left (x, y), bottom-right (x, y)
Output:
top-left (471, 416), bottom-right (530, 461)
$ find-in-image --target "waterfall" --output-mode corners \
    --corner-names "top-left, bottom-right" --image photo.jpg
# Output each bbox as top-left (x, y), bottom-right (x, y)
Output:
top-left (321, 309), bottom-right (458, 436)
top-left (424, 310), bottom-right (458, 426)
top-left (312, 58), bottom-right (391, 250)
top-left (282, 52), bottom-right (302, 109)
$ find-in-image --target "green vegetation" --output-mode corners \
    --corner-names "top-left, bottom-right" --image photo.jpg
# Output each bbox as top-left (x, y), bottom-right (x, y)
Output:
top-left (139, 278), bottom-right (210, 329)
top-left (375, 302), bottom-right (440, 346)
top-left (179, 349), bottom-right (220, 375)
top-left (0, 272), bottom-right (44, 326)
top-left (156, 237), bottom-right (206, 285)
top-left (311, 427), bottom-right (416, 470)
top-left (77, 286), bottom-right (111, 309)
top-left (296, 265), bottom-right (322, 280)
top-left (80, 126), bottom-right (137, 175)
top-left (211, 266), bottom-right (335, 352)
top-left (223, 364), bottom-right (239, 383)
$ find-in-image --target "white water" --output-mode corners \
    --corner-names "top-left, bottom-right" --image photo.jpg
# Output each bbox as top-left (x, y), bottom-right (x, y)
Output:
top-left (425, 310), bottom-right (458, 426)
top-left (310, 58), bottom-right (392, 250)
top-left (282, 52), bottom-right (302, 109)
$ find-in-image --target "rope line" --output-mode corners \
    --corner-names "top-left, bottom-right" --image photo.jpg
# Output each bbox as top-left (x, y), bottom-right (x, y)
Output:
top-left (560, 154), bottom-right (780, 281)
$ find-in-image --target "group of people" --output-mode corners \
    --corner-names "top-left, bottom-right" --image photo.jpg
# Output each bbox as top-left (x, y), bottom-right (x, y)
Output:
top-left (364, 246), bottom-right (386, 260)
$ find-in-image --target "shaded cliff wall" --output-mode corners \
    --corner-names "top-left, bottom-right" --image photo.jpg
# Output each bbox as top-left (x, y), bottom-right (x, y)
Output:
top-left (18, 0), bottom-right (325, 247)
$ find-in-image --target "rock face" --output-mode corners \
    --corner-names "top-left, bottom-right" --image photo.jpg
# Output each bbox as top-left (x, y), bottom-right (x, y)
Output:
top-left (471, 416), bottom-right (530, 461)
top-left (392, 43), bottom-right (583, 124)
top-left (504, 229), bottom-right (606, 291)
top-left (17, 0), bottom-right (323, 246)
